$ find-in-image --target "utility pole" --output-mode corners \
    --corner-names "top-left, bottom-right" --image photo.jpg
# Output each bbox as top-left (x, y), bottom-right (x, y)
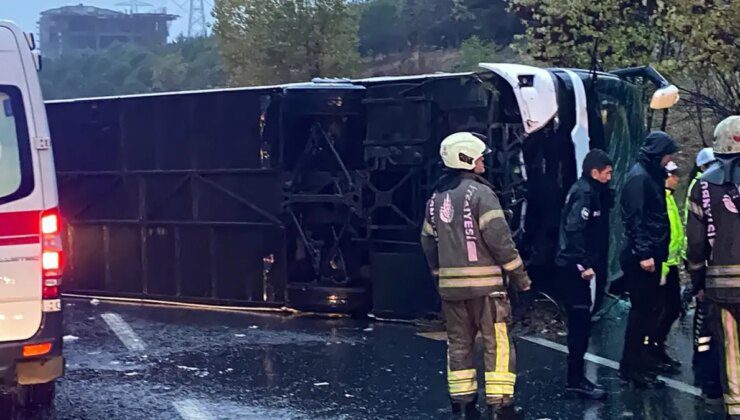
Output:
top-left (188, 0), bottom-right (207, 37)
top-left (170, 0), bottom-right (208, 37)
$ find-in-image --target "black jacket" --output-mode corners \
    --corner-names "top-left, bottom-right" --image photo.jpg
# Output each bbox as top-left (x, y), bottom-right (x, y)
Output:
top-left (620, 132), bottom-right (677, 263)
top-left (555, 176), bottom-right (609, 270)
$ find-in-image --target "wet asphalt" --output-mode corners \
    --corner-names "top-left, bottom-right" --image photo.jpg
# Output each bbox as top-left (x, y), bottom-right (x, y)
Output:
top-left (3, 297), bottom-right (726, 419)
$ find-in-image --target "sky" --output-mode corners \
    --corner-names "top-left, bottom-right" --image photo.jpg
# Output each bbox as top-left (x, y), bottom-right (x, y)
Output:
top-left (0, 0), bottom-right (214, 41)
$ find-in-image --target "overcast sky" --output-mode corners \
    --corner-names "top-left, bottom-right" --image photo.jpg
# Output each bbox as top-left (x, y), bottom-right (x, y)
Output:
top-left (1, 0), bottom-right (214, 41)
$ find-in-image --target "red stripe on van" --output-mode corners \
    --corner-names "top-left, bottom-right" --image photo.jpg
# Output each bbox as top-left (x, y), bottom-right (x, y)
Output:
top-left (0, 235), bottom-right (39, 246)
top-left (0, 210), bottom-right (41, 237)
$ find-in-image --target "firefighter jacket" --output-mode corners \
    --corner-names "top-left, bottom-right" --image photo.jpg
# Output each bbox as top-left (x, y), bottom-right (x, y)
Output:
top-left (620, 153), bottom-right (671, 263)
top-left (420, 172), bottom-right (531, 301)
top-left (554, 176), bottom-right (609, 271)
top-left (686, 169), bottom-right (740, 303)
top-left (662, 189), bottom-right (685, 278)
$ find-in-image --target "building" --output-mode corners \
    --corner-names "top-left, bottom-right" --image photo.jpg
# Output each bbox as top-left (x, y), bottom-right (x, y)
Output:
top-left (39, 4), bottom-right (178, 59)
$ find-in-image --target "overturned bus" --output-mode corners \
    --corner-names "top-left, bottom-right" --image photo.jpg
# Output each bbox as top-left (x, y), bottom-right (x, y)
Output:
top-left (46, 63), bottom-right (679, 318)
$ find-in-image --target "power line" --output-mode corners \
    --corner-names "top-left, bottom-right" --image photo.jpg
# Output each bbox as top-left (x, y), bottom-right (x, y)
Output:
top-left (168, 0), bottom-right (208, 37)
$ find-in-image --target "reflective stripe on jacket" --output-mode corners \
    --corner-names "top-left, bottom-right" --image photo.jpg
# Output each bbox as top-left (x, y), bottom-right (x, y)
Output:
top-left (420, 172), bottom-right (531, 301)
top-left (686, 178), bottom-right (740, 303)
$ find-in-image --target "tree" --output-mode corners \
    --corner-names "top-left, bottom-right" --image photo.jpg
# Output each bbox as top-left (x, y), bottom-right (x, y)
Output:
top-left (454, 35), bottom-right (518, 71)
top-left (666, 0), bottom-right (739, 123)
top-left (213, 0), bottom-right (361, 86)
top-left (452, 0), bottom-right (523, 46)
top-left (39, 37), bottom-right (228, 100)
top-left (509, 0), bottom-right (671, 70)
top-left (357, 0), bottom-right (404, 57)
top-left (509, 0), bottom-right (738, 136)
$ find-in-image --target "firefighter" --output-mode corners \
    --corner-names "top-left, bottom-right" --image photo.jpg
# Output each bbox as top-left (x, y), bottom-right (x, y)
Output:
top-left (686, 115), bottom-right (740, 417)
top-left (652, 160), bottom-right (683, 374)
top-left (684, 147), bottom-right (723, 403)
top-left (554, 148), bottom-right (613, 400)
top-left (421, 132), bottom-right (531, 420)
top-left (619, 131), bottom-right (679, 388)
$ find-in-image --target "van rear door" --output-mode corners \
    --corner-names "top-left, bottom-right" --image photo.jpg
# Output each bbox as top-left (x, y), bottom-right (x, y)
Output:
top-left (0, 23), bottom-right (45, 342)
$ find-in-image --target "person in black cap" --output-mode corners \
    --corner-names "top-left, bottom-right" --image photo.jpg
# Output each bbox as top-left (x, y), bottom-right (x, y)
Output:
top-left (619, 131), bottom-right (679, 388)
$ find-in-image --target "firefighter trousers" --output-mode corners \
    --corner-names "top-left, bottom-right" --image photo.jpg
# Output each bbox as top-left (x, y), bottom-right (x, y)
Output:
top-left (708, 302), bottom-right (740, 417)
top-left (442, 294), bottom-right (515, 406)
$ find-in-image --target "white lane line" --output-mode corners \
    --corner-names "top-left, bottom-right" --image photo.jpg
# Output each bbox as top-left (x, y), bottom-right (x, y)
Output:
top-left (101, 312), bottom-right (146, 352)
top-left (173, 399), bottom-right (214, 420)
top-left (521, 336), bottom-right (702, 397)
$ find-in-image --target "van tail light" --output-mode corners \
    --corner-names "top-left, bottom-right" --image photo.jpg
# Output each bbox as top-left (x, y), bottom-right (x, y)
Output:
top-left (40, 208), bottom-right (63, 300)
top-left (23, 342), bottom-right (52, 358)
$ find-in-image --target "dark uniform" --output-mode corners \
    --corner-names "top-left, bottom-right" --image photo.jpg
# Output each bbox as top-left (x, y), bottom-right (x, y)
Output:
top-left (555, 175), bottom-right (608, 387)
top-left (619, 132), bottom-right (677, 383)
top-left (421, 172), bottom-right (531, 409)
top-left (686, 177), bottom-right (723, 400)
top-left (687, 162), bottom-right (740, 416)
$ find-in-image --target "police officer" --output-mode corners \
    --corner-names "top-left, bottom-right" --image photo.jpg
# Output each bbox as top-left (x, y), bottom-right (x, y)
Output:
top-left (652, 160), bottom-right (683, 373)
top-left (686, 116), bottom-right (740, 417)
top-left (555, 148), bottom-right (613, 400)
top-left (619, 131), bottom-right (679, 388)
top-left (421, 132), bottom-right (531, 420)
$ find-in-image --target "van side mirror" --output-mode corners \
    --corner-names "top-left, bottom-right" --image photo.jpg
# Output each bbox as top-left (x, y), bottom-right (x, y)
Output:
top-left (650, 85), bottom-right (679, 109)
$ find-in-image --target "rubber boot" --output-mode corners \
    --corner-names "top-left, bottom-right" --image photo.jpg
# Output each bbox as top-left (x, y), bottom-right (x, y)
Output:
top-left (486, 404), bottom-right (523, 420)
top-left (451, 394), bottom-right (480, 420)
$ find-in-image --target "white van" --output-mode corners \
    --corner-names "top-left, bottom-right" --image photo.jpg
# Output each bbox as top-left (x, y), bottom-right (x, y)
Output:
top-left (0, 20), bottom-right (63, 408)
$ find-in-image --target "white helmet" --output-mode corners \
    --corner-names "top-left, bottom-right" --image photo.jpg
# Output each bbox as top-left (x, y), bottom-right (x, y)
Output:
top-left (713, 116), bottom-right (740, 155)
top-left (440, 132), bottom-right (491, 170)
top-left (695, 147), bottom-right (715, 167)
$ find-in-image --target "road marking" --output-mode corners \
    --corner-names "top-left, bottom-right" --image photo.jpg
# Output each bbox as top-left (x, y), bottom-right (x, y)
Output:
top-left (521, 336), bottom-right (702, 397)
top-left (101, 312), bottom-right (146, 352)
top-left (173, 399), bottom-right (214, 420)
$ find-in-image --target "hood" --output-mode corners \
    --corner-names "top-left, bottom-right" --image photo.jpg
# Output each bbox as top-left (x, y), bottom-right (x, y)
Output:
top-left (640, 131), bottom-right (679, 159)
top-left (638, 131), bottom-right (679, 178)
top-left (702, 155), bottom-right (740, 185)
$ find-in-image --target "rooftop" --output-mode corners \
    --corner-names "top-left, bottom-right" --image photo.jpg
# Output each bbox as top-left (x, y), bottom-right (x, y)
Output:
top-left (40, 4), bottom-right (177, 20)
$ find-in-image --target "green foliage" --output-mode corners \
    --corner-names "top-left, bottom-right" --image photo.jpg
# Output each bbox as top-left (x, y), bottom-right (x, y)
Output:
top-left (355, 0), bottom-right (522, 58)
top-left (510, 0), bottom-right (738, 119)
top-left (357, 0), bottom-right (404, 57)
top-left (213, 0), bottom-right (361, 86)
top-left (454, 35), bottom-right (518, 71)
top-left (39, 37), bottom-right (228, 100)
top-left (509, 0), bottom-right (671, 70)
top-left (666, 0), bottom-right (739, 118)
